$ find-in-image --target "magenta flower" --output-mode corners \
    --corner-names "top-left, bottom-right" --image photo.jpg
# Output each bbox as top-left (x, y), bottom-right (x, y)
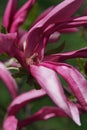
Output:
top-left (1, 0), bottom-right (87, 129)
top-left (19, 0), bottom-right (87, 125)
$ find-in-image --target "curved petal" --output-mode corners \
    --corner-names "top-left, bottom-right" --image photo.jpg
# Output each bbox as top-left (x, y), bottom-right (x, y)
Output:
top-left (30, 66), bottom-right (71, 115)
top-left (25, 28), bottom-right (47, 59)
top-left (8, 89), bottom-right (46, 115)
top-left (67, 101), bottom-right (81, 125)
top-left (65, 16), bottom-right (87, 28)
top-left (51, 16), bottom-right (87, 34)
top-left (0, 33), bottom-right (17, 55)
top-left (0, 62), bottom-right (18, 99)
top-left (25, 0), bottom-right (83, 59)
top-left (32, 6), bottom-right (54, 27)
top-left (57, 64), bottom-right (87, 111)
top-left (44, 16), bottom-right (87, 36)
top-left (59, 27), bottom-right (78, 33)
top-left (18, 106), bottom-right (67, 128)
top-left (42, 62), bottom-right (87, 111)
top-left (3, 116), bottom-right (18, 130)
top-left (2, 0), bottom-right (17, 30)
top-left (30, 65), bottom-right (81, 125)
top-left (33, 0), bottom-right (83, 29)
top-left (43, 47), bottom-right (87, 62)
top-left (10, 0), bottom-right (35, 32)
top-left (18, 103), bottom-right (82, 128)
top-left (48, 32), bottom-right (60, 43)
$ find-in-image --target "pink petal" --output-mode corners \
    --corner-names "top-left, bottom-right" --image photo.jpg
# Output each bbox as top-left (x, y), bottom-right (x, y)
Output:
top-left (42, 62), bottom-right (87, 111)
top-left (0, 62), bottom-right (18, 99)
top-left (30, 65), bottom-right (71, 116)
top-left (48, 32), bottom-right (60, 43)
top-left (43, 47), bottom-right (87, 62)
top-left (32, 6), bottom-right (54, 27)
top-left (59, 27), bottom-right (78, 33)
top-left (2, 0), bottom-right (17, 30)
top-left (0, 33), bottom-right (17, 55)
top-left (51, 16), bottom-right (87, 33)
top-left (44, 16), bottom-right (87, 35)
top-left (67, 101), bottom-right (81, 126)
top-left (57, 64), bottom-right (87, 111)
top-left (33, 0), bottom-right (83, 29)
top-left (25, 0), bottom-right (83, 58)
top-left (8, 89), bottom-right (46, 115)
top-left (18, 106), bottom-right (67, 128)
top-left (25, 28), bottom-right (47, 59)
top-left (10, 0), bottom-right (35, 32)
top-left (3, 116), bottom-right (18, 130)
top-left (30, 65), bottom-right (81, 125)
top-left (65, 16), bottom-right (87, 27)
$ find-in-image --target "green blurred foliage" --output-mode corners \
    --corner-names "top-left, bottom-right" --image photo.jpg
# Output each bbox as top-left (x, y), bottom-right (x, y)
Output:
top-left (0, 0), bottom-right (87, 130)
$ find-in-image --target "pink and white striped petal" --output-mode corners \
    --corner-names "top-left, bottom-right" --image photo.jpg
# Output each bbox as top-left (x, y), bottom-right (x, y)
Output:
top-left (42, 62), bottom-right (87, 111)
top-left (30, 64), bottom-right (81, 125)
top-left (8, 89), bottom-right (46, 115)
top-left (18, 106), bottom-right (67, 128)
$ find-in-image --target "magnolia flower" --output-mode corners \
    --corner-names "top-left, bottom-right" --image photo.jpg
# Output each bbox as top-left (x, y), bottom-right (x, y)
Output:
top-left (1, 0), bottom-right (87, 129)
top-left (22, 0), bottom-right (87, 125)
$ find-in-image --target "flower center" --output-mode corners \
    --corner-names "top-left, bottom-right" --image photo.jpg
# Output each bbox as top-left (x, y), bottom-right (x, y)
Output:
top-left (26, 53), bottom-right (39, 65)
